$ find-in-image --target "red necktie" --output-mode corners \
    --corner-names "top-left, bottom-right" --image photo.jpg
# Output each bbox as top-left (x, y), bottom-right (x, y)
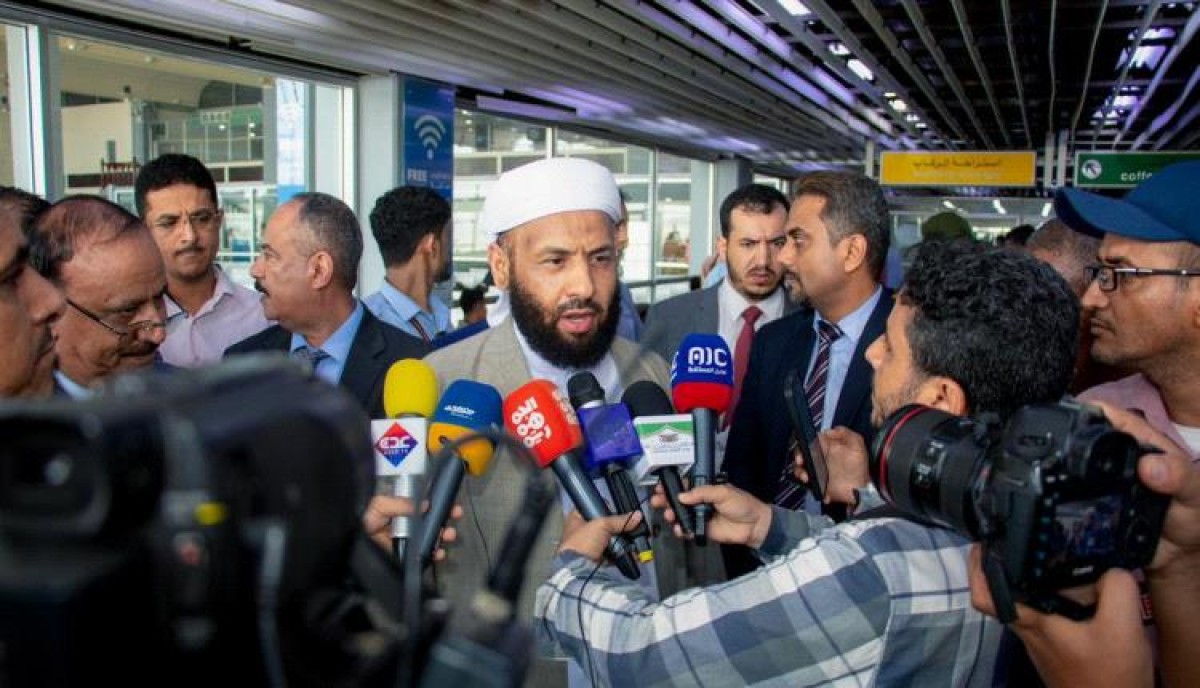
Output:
top-left (724, 305), bottom-right (762, 430)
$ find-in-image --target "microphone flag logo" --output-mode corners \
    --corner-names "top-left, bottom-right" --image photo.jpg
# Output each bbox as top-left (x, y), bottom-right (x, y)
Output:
top-left (375, 422), bottom-right (418, 467)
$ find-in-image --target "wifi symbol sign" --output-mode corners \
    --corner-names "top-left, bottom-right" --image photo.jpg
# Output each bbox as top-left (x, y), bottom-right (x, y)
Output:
top-left (414, 114), bottom-right (446, 160)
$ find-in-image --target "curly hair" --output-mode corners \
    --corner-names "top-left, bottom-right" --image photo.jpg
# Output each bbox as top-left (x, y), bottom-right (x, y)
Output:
top-left (369, 186), bottom-right (451, 267)
top-left (900, 240), bottom-right (1079, 418)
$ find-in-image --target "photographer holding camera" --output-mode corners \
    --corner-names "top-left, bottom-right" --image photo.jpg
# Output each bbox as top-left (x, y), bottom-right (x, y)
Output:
top-left (536, 240), bottom-right (1079, 686)
top-left (968, 401), bottom-right (1200, 688)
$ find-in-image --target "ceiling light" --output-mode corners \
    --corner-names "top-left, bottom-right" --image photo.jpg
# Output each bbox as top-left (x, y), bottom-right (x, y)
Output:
top-left (889, 98), bottom-right (908, 112)
top-left (1041, 202), bottom-right (1052, 217)
top-left (828, 42), bottom-right (850, 56)
top-left (778, 0), bottom-right (811, 17)
top-left (942, 200), bottom-right (955, 210)
top-left (848, 59), bottom-right (874, 81)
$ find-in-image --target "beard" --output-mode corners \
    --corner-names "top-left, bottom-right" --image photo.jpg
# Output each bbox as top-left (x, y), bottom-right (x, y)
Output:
top-left (508, 278), bottom-right (620, 369)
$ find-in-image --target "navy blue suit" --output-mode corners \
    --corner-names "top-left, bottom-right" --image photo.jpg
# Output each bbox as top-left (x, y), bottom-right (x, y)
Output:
top-left (224, 308), bottom-right (428, 418)
top-left (722, 293), bottom-right (892, 575)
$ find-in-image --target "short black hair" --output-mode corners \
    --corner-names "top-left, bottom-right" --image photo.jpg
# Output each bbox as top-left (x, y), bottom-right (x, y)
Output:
top-left (719, 183), bottom-right (789, 239)
top-left (369, 186), bottom-right (450, 267)
top-left (459, 284), bottom-right (487, 313)
top-left (292, 192), bottom-right (363, 292)
top-left (133, 154), bottom-right (219, 218)
top-left (901, 240), bottom-right (1078, 419)
top-left (0, 187), bottom-right (49, 241)
top-left (794, 171), bottom-right (891, 279)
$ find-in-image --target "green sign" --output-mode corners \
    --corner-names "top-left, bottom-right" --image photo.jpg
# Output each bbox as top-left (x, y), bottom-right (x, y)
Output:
top-left (1074, 151), bottom-right (1200, 188)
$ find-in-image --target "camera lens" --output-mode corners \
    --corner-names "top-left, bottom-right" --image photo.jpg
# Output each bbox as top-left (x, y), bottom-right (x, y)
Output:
top-left (870, 404), bottom-right (990, 538)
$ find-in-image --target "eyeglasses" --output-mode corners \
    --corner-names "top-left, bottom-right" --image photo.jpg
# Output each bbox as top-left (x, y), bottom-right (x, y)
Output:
top-left (151, 209), bottom-right (221, 232)
top-left (1085, 265), bottom-right (1200, 292)
top-left (66, 298), bottom-right (166, 338)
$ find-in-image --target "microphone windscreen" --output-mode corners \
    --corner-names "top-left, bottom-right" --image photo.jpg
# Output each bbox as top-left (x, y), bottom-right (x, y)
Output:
top-left (429, 380), bottom-right (502, 476)
top-left (671, 334), bottom-right (733, 414)
top-left (383, 359), bottom-right (439, 418)
top-left (567, 371), bottom-right (605, 409)
top-left (622, 380), bottom-right (675, 417)
top-left (503, 379), bottom-right (583, 468)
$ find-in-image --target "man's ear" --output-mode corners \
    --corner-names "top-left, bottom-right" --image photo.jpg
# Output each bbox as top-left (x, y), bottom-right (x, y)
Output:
top-left (840, 233), bottom-right (868, 274)
top-left (488, 242), bottom-right (510, 290)
top-left (307, 250), bottom-right (335, 290)
top-left (716, 236), bottom-right (728, 261)
top-left (917, 376), bottom-right (970, 416)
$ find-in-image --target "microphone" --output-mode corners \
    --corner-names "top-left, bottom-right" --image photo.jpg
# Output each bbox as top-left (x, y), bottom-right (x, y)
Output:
top-left (372, 358), bottom-right (438, 560)
top-left (502, 379), bottom-right (641, 579)
top-left (417, 379), bottom-right (503, 567)
top-left (566, 372), bottom-right (653, 563)
top-left (622, 381), bottom-right (697, 537)
top-left (671, 334), bottom-right (733, 545)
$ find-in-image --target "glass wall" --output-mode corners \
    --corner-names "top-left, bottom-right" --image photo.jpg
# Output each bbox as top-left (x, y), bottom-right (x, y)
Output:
top-left (51, 33), bottom-right (352, 287)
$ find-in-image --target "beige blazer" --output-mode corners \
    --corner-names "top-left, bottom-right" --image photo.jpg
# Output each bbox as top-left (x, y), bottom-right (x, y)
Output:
top-left (423, 318), bottom-right (693, 687)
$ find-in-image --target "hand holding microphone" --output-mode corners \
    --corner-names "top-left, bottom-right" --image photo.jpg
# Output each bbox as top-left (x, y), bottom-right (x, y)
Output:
top-left (670, 334), bottom-right (733, 546)
top-left (502, 379), bottom-right (641, 579)
top-left (373, 359), bottom-right (439, 560)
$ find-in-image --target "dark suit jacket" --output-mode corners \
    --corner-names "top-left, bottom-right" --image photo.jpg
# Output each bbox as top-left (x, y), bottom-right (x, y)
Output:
top-left (721, 291), bottom-right (891, 576)
top-left (723, 291), bottom-right (892, 502)
top-left (641, 284), bottom-right (803, 364)
top-left (224, 308), bottom-right (429, 417)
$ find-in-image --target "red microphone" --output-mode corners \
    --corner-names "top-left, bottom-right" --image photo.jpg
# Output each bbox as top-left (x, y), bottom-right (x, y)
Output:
top-left (503, 379), bottom-right (640, 579)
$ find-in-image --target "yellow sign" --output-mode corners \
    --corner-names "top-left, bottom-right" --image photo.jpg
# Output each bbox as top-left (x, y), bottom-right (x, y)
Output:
top-left (880, 151), bottom-right (1037, 187)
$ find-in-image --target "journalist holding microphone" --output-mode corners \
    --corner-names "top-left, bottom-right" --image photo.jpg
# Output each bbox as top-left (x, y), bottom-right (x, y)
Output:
top-left (536, 240), bottom-right (1080, 686)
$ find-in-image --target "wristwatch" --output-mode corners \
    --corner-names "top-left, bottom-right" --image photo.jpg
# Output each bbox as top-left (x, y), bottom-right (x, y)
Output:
top-left (851, 483), bottom-right (885, 515)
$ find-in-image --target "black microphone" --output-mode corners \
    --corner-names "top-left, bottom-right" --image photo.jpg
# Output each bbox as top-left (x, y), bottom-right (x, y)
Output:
top-left (417, 380), bottom-right (502, 567)
top-left (418, 472), bottom-right (554, 688)
top-left (566, 372), bottom-right (654, 562)
top-left (622, 381), bottom-right (696, 537)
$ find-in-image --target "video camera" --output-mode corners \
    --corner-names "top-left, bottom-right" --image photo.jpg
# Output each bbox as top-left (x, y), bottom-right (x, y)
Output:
top-left (0, 356), bottom-right (399, 687)
top-left (870, 398), bottom-right (1169, 621)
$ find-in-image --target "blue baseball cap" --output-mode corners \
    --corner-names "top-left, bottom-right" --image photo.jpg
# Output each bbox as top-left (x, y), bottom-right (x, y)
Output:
top-left (1054, 160), bottom-right (1200, 244)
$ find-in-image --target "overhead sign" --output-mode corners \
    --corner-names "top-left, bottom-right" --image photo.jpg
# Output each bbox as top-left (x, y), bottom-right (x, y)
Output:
top-left (880, 151), bottom-right (1037, 187)
top-left (1073, 151), bottom-right (1200, 189)
top-left (402, 77), bottom-right (454, 200)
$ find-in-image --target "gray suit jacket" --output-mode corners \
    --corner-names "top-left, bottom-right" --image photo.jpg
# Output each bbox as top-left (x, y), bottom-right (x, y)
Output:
top-left (423, 317), bottom-right (685, 687)
top-left (641, 284), bottom-right (802, 364)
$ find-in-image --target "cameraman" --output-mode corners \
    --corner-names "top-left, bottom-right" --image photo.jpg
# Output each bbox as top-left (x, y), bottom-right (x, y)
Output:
top-left (969, 402), bottom-right (1200, 688)
top-left (536, 241), bottom-right (1079, 686)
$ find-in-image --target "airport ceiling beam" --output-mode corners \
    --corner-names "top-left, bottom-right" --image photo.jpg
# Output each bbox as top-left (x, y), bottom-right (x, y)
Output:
top-left (1093, 0), bottom-right (1161, 147)
top-left (899, 0), bottom-right (1004, 149)
top-left (1116, 4), bottom-right (1199, 147)
top-left (945, 0), bottom-right (1007, 149)
top-left (1000, 0), bottom-right (1032, 149)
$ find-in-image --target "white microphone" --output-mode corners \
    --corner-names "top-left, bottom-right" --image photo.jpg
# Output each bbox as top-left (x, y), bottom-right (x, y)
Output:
top-left (372, 359), bottom-right (438, 559)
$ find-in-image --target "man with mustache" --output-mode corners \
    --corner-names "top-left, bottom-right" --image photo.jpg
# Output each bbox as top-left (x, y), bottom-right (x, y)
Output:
top-left (1055, 160), bottom-right (1200, 462)
top-left (135, 154), bottom-right (270, 367)
top-left (30, 196), bottom-right (169, 398)
top-left (225, 192), bottom-right (428, 417)
top-left (642, 183), bottom-right (799, 427)
top-left (0, 187), bottom-right (63, 399)
top-left (422, 157), bottom-right (687, 687)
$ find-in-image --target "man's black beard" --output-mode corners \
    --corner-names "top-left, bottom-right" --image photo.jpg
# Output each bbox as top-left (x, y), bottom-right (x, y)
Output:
top-left (508, 278), bottom-right (620, 369)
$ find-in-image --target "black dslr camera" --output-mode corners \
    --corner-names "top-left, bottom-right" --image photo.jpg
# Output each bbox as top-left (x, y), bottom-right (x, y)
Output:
top-left (0, 356), bottom-right (396, 687)
top-left (870, 398), bottom-right (1169, 621)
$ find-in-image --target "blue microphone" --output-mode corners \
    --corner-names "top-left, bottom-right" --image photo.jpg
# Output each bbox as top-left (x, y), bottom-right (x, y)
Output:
top-left (671, 333), bottom-right (733, 545)
top-left (418, 380), bottom-right (503, 567)
top-left (567, 372), bottom-right (653, 563)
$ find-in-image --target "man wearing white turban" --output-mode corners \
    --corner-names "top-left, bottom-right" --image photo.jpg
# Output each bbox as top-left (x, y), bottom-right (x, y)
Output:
top-left (423, 157), bottom-right (688, 687)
